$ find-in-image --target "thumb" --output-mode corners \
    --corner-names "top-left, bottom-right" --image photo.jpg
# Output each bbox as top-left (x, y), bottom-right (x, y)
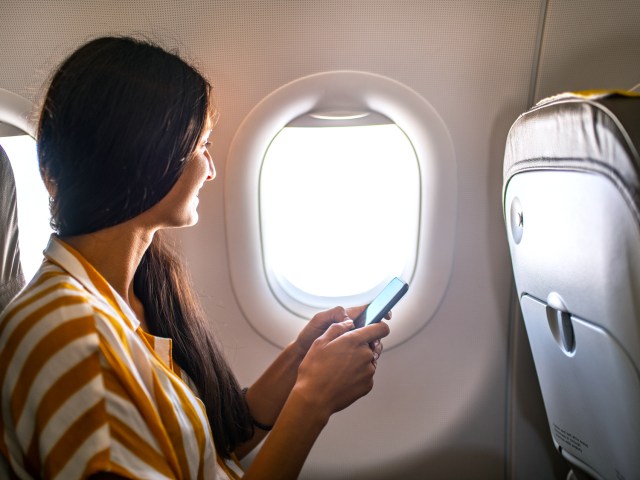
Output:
top-left (321, 318), bottom-right (355, 342)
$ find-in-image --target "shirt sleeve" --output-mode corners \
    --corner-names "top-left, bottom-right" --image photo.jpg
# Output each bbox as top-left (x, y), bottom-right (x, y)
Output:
top-left (0, 297), bottom-right (178, 479)
top-left (84, 310), bottom-right (183, 479)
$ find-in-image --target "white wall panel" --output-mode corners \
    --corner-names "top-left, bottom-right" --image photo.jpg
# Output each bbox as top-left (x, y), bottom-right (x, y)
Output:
top-left (535, 0), bottom-right (640, 101)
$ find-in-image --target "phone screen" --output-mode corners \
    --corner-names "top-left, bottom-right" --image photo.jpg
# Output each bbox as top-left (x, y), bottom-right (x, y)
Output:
top-left (355, 277), bottom-right (408, 328)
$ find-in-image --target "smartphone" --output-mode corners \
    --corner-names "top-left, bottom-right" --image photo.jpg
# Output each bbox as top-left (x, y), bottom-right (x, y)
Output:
top-left (354, 277), bottom-right (409, 328)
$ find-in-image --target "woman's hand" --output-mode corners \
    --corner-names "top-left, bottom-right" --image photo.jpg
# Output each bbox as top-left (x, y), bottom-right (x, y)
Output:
top-left (294, 305), bottom-right (391, 357)
top-left (238, 305), bottom-right (390, 458)
top-left (293, 318), bottom-right (391, 420)
top-left (244, 313), bottom-right (391, 478)
top-left (293, 306), bottom-right (349, 355)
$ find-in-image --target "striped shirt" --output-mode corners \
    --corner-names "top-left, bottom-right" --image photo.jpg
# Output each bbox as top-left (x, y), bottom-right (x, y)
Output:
top-left (0, 236), bottom-right (243, 479)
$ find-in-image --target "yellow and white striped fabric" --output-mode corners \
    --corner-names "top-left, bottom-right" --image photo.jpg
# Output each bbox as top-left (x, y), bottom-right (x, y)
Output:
top-left (0, 236), bottom-right (243, 479)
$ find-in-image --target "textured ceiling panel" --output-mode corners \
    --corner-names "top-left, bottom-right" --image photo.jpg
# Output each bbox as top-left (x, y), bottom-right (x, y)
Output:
top-left (535, 0), bottom-right (640, 101)
top-left (0, 1), bottom-right (541, 138)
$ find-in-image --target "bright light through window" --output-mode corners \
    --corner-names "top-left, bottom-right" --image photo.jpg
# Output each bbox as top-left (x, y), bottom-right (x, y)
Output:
top-left (260, 123), bottom-right (420, 303)
top-left (0, 135), bottom-right (53, 282)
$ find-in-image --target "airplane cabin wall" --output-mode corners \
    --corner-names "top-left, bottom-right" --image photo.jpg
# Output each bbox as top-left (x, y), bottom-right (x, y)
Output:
top-left (1, 1), bottom-right (639, 479)
top-left (534, 1), bottom-right (640, 101)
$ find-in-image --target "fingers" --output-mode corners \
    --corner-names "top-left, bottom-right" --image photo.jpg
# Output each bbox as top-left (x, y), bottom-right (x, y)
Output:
top-left (346, 304), bottom-right (367, 320)
top-left (320, 318), bottom-right (355, 342)
top-left (348, 321), bottom-right (390, 344)
top-left (326, 306), bottom-right (350, 322)
top-left (310, 306), bottom-right (350, 329)
top-left (369, 339), bottom-right (383, 355)
top-left (369, 338), bottom-right (383, 368)
top-left (345, 305), bottom-right (393, 328)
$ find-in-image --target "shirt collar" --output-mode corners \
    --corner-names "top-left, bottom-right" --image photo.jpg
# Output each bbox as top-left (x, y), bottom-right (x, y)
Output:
top-left (43, 234), bottom-right (141, 331)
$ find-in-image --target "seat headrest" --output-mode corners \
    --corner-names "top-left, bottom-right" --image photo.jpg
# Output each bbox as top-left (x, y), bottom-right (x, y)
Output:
top-left (0, 145), bottom-right (25, 312)
top-left (503, 90), bottom-right (640, 221)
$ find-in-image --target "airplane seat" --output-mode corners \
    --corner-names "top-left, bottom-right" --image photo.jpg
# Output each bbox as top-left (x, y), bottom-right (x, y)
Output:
top-left (0, 144), bottom-right (25, 312)
top-left (502, 91), bottom-right (640, 480)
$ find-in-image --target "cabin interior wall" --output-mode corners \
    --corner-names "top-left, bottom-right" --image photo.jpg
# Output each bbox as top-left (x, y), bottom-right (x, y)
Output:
top-left (535, 0), bottom-right (640, 101)
top-left (1, 1), bottom-right (639, 478)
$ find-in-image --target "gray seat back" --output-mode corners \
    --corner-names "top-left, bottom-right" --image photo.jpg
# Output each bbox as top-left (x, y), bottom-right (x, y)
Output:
top-left (0, 144), bottom-right (24, 312)
top-left (503, 92), bottom-right (640, 480)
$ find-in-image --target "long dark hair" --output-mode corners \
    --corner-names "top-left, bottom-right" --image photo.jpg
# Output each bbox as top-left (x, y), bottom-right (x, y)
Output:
top-left (37, 36), bottom-right (253, 457)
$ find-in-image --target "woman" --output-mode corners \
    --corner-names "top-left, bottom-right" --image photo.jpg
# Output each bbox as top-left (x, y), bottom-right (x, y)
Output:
top-left (0, 36), bottom-right (389, 479)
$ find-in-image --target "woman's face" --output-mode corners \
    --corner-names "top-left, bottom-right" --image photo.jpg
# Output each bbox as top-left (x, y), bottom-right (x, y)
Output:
top-left (144, 128), bottom-right (215, 229)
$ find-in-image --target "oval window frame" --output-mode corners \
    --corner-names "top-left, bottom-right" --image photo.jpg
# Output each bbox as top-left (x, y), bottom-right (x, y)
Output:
top-left (225, 71), bottom-right (457, 349)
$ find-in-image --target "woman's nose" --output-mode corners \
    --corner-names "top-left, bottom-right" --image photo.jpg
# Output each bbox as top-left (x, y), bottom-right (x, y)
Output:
top-left (205, 150), bottom-right (216, 181)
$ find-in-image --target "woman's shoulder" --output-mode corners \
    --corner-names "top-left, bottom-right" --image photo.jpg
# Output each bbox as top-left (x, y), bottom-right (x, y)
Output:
top-left (0, 262), bottom-right (106, 431)
top-left (0, 261), bottom-right (107, 364)
top-left (2, 261), bottom-right (95, 322)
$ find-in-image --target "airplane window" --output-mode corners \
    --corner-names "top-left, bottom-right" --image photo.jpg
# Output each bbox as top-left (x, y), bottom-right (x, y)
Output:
top-left (226, 71), bottom-right (456, 349)
top-left (260, 114), bottom-right (419, 312)
top-left (0, 134), bottom-right (53, 282)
